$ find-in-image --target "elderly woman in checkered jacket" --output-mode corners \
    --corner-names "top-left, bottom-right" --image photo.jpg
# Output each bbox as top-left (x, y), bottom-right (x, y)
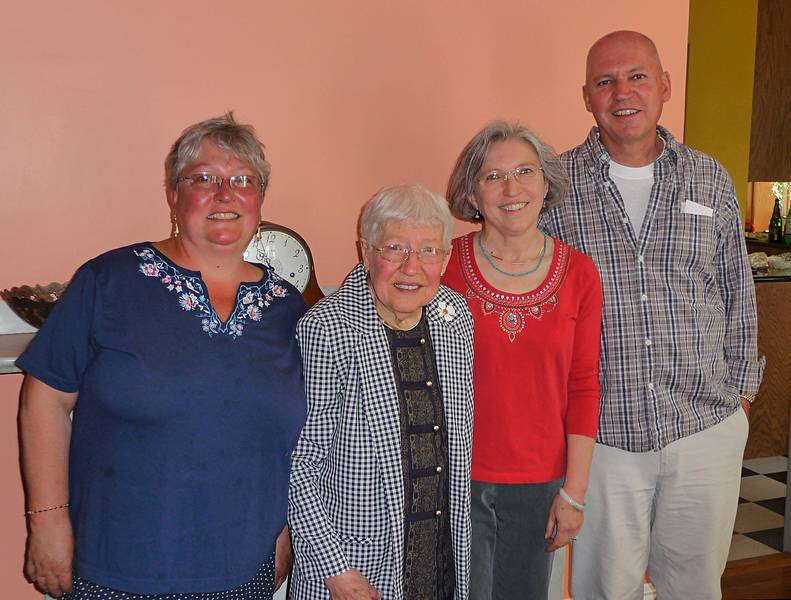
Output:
top-left (288, 184), bottom-right (475, 600)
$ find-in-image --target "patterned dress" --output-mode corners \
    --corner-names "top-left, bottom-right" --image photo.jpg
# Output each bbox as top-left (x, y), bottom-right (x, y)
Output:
top-left (385, 315), bottom-right (455, 600)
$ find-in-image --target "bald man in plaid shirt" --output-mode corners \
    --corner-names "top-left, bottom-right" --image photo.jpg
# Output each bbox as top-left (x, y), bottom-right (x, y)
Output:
top-left (541, 31), bottom-right (764, 600)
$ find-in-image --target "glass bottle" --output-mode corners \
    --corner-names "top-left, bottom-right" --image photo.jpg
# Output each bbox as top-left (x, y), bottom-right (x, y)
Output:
top-left (768, 198), bottom-right (783, 243)
top-left (785, 206), bottom-right (791, 245)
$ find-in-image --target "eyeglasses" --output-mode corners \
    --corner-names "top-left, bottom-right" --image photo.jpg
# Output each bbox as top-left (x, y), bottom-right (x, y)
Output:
top-left (179, 173), bottom-right (262, 194)
top-left (478, 165), bottom-right (544, 187)
top-left (371, 243), bottom-right (448, 264)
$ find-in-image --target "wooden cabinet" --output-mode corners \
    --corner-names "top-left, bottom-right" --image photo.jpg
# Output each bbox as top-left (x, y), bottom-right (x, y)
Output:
top-left (746, 279), bottom-right (791, 458)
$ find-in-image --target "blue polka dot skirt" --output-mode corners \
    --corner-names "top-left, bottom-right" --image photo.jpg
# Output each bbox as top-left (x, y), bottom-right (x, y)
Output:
top-left (59, 554), bottom-right (275, 600)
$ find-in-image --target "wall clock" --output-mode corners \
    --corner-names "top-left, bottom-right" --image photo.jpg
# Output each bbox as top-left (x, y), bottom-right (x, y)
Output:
top-left (244, 221), bottom-right (324, 306)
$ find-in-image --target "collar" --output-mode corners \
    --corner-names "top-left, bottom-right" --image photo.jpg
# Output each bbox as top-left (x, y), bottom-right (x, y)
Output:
top-left (583, 125), bottom-right (680, 168)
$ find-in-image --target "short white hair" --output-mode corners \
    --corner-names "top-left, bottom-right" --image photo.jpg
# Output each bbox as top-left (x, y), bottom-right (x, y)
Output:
top-left (359, 183), bottom-right (455, 248)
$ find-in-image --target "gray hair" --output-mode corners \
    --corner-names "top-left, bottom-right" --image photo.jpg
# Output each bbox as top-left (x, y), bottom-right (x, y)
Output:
top-left (359, 184), bottom-right (455, 249)
top-left (446, 120), bottom-right (569, 222)
top-left (164, 112), bottom-right (271, 195)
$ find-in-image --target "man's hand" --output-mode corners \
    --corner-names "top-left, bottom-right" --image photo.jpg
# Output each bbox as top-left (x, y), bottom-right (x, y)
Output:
top-left (740, 397), bottom-right (751, 420)
top-left (325, 568), bottom-right (382, 599)
top-left (24, 510), bottom-right (74, 597)
top-left (274, 524), bottom-right (293, 591)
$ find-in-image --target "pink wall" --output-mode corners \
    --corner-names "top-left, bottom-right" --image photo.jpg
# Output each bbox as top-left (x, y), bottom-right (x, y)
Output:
top-left (1, 2), bottom-right (688, 597)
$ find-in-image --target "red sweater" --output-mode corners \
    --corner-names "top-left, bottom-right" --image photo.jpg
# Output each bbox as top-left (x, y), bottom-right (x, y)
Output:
top-left (442, 233), bottom-right (602, 483)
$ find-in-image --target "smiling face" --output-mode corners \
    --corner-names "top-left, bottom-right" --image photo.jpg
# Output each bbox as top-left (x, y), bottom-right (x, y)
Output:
top-left (471, 138), bottom-right (548, 239)
top-left (167, 140), bottom-right (263, 253)
top-left (582, 32), bottom-right (671, 160)
top-left (362, 218), bottom-right (449, 327)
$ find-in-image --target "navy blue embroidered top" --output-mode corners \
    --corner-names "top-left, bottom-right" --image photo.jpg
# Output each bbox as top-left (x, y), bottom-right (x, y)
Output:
top-left (17, 243), bottom-right (308, 595)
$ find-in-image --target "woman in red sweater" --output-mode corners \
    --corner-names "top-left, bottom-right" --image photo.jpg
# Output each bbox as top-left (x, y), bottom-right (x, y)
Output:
top-left (442, 121), bottom-right (602, 600)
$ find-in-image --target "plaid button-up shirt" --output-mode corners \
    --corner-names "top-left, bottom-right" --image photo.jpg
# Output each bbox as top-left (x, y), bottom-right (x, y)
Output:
top-left (541, 127), bottom-right (765, 452)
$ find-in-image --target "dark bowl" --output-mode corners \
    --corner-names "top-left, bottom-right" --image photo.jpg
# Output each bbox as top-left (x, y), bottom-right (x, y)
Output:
top-left (1, 283), bottom-right (68, 329)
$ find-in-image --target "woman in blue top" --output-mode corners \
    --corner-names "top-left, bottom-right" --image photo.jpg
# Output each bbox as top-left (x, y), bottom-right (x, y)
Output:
top-left (17, 113), bottom-right (307, 599)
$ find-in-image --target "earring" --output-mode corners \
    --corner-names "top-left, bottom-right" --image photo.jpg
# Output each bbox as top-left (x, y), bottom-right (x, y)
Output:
top-left (474, 209), bottom-right (482, 221)
top-left (255, 222), bottom-right (262, 242)
top-left (171, 213), bottom-right (179, 238)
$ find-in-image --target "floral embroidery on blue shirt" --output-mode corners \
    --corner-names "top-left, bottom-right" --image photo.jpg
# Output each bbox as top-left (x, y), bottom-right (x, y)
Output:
top-left (135, 246), bottom-right (288, 339)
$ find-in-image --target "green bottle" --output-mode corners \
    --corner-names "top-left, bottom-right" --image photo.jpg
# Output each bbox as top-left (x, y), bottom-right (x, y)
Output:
top-left (784, 206), bottom-right (791, 245)
top-left (769, 198), bottom-right (783, 243)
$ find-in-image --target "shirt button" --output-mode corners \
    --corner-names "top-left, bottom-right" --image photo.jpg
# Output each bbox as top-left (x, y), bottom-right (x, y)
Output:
top-left (419, 337), bottom-right (426, 345)
top-left (645, 339), bottom-right (652, 346)
top-left (435, 510), bottom-right (442, 517)
top-left (648, 383), bottom-right (655, 391)
top-left (623, 217), bottom-right (630, 224)
top-left (435, 465), bottom-right (443, 473)
top-left (433, 425), bottom-right (440, 432)
top-left (426, 380), bottom-right (433, 387)
top-left (638, 255), bottom-right (645, 263)
top-left (640, 294), bottom-right (648, 302)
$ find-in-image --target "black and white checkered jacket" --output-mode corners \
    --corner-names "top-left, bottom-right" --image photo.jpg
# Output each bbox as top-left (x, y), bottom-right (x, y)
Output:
top-left (288, 262), bottom-right (474, 600)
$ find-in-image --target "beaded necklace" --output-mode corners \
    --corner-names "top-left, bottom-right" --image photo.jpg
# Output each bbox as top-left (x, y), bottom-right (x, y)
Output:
top-left (476, 231), bottom-right (548, 277)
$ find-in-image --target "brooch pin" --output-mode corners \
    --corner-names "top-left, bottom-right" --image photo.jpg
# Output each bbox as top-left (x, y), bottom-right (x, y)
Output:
top-left (437, 301), bottom-right (457, 322)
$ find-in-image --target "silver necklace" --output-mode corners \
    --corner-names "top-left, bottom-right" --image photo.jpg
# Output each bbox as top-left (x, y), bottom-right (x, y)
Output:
top-left (477, 231), bottom-right (548, 277)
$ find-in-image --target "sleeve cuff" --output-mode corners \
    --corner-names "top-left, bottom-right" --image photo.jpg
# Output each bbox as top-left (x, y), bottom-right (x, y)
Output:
top-left (291, 533), bottom-right (350, 582)
top-left (728, 356), bottom-right (766, 396)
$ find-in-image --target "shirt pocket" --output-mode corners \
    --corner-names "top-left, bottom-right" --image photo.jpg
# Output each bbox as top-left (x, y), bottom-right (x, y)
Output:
top-left (667, 211), bottom-right (718, 274)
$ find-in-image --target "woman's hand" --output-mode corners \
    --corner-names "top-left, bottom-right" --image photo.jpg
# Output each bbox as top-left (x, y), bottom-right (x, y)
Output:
top-left (325, 569), bottom-right (382, 599)
top-left (544, 492), bottom-right (584, 552)
top-left (548, 433), bottom-right (594, 551)
top-left (24, 510), bottom-right (74, 597)
top-left (274, 524), bottom-right (292, 590)
top-left (19, 376), bottom-right (78, 597)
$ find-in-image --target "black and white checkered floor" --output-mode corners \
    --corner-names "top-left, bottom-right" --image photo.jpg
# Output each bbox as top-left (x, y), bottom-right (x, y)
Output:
top-left (731, 455), bottom-right (787, 561)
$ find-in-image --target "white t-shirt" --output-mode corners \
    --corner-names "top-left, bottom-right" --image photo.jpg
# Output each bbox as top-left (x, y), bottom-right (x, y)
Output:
top-left (609, 160), bottom-right (654, 235)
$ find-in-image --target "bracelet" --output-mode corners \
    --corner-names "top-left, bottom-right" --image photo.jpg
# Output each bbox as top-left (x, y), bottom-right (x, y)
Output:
top-left (23, 503), bottom-right (69, 517)
top-left (558, 488), bottom-right (586, 512)
top-left (740, 394), bottom-right (757, 405)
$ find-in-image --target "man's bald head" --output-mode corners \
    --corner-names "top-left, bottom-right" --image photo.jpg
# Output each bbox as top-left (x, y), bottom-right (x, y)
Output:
top-left (586, 31), bottom-right (664, 84)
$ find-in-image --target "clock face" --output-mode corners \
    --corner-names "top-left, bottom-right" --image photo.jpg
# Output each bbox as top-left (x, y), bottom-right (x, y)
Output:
top-left (244, 229), bottom-right (312, 293)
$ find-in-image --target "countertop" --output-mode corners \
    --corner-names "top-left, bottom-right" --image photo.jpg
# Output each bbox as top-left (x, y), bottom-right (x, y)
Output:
top-left (746, 236), bottom-right (791, 256)
top-left (0, 333), bottom-right (33, 374)
top-left (754, 273), bottom-right (791, 282)
top-left (0, 300), bottom-right (37, 374)
top-left (747, 237), bottom-right (791, 281)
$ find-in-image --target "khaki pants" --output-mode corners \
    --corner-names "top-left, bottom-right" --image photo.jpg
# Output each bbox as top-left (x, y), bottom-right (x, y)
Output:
top-left (572, 409), bottom-right (748, 600)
